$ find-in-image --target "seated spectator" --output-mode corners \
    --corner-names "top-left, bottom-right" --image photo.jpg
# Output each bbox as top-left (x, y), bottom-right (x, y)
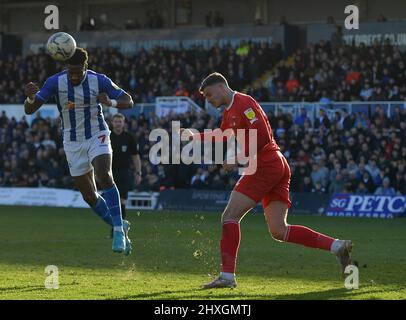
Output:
top-left (286, 72), bottom-right (299, 93)
top-left (301, 176), bottom-right (313, 193)
top-left (310, 162), bottom-right (329, 188)
top-left (191, 168), bottom-right (207, 189)
top-left (360, 83), bottom-right (373, 101)
top-left (393, 171), bottom-right (404, 195)
top-left (365, 158), bottom-right (380, 183)
top-left (312, 182), bottom-right (326, 194)
top-left (374, 177), bottom-right (396, 196)
top-left (346, 68), bottom-right (361, 85)
top-left (315, 109), bottom-right (331, 129)
top-left (294, 108), bottom-right (309, 126)
top-left (329, 174), bottom-right (345, 194)
top-left (360, 171), bottom-right (376, 193)
top-left (356, 181), bottom-right (369, 194)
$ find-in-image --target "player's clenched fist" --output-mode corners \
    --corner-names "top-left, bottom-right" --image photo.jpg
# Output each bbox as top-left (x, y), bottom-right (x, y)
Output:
top-left (25, 82), bottom-right (39, 99)
top-left (97, 92), bottom-right (112, 106)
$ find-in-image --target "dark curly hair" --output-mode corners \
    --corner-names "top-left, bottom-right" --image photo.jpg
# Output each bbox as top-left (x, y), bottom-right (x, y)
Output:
top-left (65, 47), bottom-right (88, 66)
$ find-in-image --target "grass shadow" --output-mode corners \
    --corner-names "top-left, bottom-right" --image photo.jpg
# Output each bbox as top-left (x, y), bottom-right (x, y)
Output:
top-left (111, 286), bottom-right (387, 300)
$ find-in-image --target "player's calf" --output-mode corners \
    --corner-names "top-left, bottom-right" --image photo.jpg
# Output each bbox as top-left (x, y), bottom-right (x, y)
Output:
top-left (95, 172), bottom-right (114, 190)
top-left (82, 191), bottom-right (98, 207)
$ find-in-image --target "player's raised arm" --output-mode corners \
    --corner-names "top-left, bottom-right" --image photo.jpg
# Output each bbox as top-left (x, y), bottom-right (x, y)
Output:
top-left (97, 74), bottom-right (134, 109)
top-left (97, 92), bottom-right (133, 109)
top-left (179, 127), bottom-right (231, 142)
top-left (24, 82), bottom-right (44, 115)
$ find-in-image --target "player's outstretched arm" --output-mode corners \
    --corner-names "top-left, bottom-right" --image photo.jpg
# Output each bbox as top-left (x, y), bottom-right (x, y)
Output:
top-left (179, 128), bottom-right (232, 142)
top-left (97, 92), bottom-right (133, 109)
top-left (24, 82), bottom-right (44, 115)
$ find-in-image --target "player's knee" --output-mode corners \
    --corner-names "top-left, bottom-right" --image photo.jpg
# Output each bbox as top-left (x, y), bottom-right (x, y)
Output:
top-left (96, 172), bottom-right (113, 189)
top-left (268, 225), bottom-right (287, 241)
top-left (221, 208), bottom-right (241, 223)
top-left (82, 192), bottom-right (98, 206)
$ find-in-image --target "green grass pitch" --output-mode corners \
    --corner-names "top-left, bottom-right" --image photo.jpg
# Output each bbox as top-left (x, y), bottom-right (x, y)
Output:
top-left (0, 205), bottom-right (405, 300)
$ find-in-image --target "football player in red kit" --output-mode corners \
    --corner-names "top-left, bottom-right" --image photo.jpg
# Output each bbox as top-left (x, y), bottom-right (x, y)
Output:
top-left (182, 73), bottom-right (353, 289)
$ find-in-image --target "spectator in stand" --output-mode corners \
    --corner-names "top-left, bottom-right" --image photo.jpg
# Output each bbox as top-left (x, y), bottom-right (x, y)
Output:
top-left (286, 72), bottom-right (299, 93)
top-left (356, 181), bottom-right (369, 194)
top-left (360, 171), bottom-right (376, 194)
top-left (365, 158), bottom-right (381, 184)
top-left (360, 82), bottom-right (373, 101)
top-left (329, 174), bottom-right (345, 194)
top-left (315, 109), bottom-right (331, 129)
top-left (374, 177), bottom-right (396, 196)
top-left (1, 41), bottom-right (405, 194)
top-left (312, 182), bottom-right (326, 194)
top-left (393, 171), bottom-right (404, 195)
top-left (0, 43), bottom-right (283, 106)
top-left (191, 168), bottom-right (208, 189)
top-left (310, 162), bottom-right (329, 188)
top-left (301, 176), bottom-right (313, 193)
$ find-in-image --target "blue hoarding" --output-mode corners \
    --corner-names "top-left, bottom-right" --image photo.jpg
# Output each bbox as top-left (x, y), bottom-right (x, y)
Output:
top-left (326, 194), bottom-right (406, 219)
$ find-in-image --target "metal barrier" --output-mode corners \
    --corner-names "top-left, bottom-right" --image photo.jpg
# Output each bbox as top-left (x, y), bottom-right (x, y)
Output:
top-left (259, 101), bottom-right (406, 124)
top-left (120, 96), bottom-right (203, 119)
top-left (2, 100), bottom-right (405, 125)
top-left (205, 100), bottom-right (406, 122)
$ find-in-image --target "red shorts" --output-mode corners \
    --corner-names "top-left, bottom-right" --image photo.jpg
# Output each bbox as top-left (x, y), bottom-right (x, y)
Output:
top-left (234, 151), bottom-right (291, 209)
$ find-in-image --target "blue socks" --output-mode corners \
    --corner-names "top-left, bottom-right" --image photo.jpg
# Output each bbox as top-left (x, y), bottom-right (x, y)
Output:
top-left (91, 195), bottom-right (113, 226)
top-left (102, 184), bottom-right (123, 232)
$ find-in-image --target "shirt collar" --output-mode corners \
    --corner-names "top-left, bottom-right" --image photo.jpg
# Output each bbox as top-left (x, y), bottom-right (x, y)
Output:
top-left (68, 70), bottom-right (88, 87)
top-left (225, 91), bottom-right (236, 110)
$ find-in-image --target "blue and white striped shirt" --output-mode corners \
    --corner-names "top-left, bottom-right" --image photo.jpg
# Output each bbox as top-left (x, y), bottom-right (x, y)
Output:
top-left (35, 69), bottom-right (125, 142)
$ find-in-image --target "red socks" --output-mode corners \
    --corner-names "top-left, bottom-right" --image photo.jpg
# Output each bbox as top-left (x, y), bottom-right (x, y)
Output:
top-left (284, 225), bottom-right (335, 251)
top-left (220, 221), bottom-right (241, 273)
top-left (219, 223), bottom-right (335, 274)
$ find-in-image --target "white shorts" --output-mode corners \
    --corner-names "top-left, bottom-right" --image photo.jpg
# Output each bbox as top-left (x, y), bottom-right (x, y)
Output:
top-left (64, 131), bottom-right (112, 177)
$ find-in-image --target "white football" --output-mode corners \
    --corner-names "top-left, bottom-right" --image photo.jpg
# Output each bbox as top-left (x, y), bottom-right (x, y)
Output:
top-left (46, 32), bottom-right (77, 61)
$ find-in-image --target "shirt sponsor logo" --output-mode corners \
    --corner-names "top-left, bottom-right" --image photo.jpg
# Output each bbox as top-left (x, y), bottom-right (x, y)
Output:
top-left (66, 101), bottom-right (75, 110)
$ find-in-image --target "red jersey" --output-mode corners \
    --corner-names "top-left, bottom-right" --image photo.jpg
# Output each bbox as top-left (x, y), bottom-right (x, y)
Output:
top-left (200, 92), bottom-right (280, 166)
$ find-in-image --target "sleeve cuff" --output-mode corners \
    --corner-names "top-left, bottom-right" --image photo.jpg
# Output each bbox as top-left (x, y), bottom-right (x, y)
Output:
top-left (115, 90), bottom-right (125, 99)
top-left (35, 93), bottom-right (46, 102)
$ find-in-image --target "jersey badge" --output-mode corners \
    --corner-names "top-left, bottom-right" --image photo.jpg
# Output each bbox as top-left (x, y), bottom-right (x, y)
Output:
top-left (244, 108), bottom-right (257, 124)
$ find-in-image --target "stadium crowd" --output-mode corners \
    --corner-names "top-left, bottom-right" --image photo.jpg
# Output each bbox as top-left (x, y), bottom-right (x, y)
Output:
top-left (0, 40), bottom-right (405, 195)
top-left (2, 40), bottom-right (406, 106)
top-left (263, 39), bottom-right (406, 103)
top-left (1, 105), bottom-right (405, 195)
top-left (0, 42), bottom-right (283, 106)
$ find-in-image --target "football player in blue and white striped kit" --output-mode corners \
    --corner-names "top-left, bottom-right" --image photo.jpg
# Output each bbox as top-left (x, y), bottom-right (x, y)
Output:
top-left (24, 48), bottom-right (134, 255)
